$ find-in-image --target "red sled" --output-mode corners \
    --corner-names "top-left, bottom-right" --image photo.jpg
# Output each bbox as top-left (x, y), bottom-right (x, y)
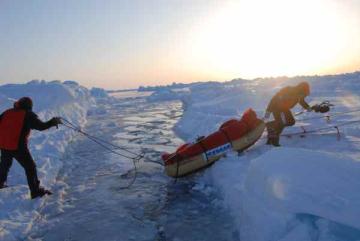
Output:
top-left (162, 108), bottom-right (265, 177)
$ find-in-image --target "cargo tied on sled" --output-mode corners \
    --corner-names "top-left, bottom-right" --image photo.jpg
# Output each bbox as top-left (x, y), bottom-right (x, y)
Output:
top-left (161, 108), bottom-right (265, 177)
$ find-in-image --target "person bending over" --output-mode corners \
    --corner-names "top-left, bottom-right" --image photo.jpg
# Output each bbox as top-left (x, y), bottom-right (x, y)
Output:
top-left (264, 82), bottom-right (311, 146)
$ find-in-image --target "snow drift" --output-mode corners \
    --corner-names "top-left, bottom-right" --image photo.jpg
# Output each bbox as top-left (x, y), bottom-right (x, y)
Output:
top-left (238, 148), bottom-right (360, 241)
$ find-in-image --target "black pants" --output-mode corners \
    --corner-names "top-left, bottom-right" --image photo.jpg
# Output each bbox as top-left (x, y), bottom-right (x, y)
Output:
top-left (266, 110), bottom-right (295, 139)
top-left (0, 149), bottom-right (40, 193)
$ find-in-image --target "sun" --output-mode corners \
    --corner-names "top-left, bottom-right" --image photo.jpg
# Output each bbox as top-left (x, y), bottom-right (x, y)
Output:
top-left (186, 0), bottom-right (357, 80)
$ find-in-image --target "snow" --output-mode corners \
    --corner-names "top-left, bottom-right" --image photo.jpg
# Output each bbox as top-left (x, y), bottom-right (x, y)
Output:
top-left (173, 72), bottom-right (360, 241)
top-left (0, 80), bottom-right (95, 240)
top-left (1, 72), bottom-right (360, 240)
top-left (237, 148), bottom-right (360, 241)
top-left (90, 87), bottom-right (109, 99)
top-left (147, 88), bottom-right (189, 102)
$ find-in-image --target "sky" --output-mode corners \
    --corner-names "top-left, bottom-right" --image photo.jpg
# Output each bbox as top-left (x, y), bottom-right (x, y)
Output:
top-left (0, 0), bottom-right (359, 89)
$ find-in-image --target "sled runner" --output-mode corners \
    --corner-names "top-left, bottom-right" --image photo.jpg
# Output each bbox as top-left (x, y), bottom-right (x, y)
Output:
top-left (162, 108), bottom-right (265, 177)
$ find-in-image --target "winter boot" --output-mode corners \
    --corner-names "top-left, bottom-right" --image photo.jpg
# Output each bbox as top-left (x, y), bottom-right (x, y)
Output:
top-left (266, 138), bottom-right (272, 145)
top-left (31, 187), bottom-right (52, 199)
top-left (0, 182), bottom-right (8, 189)
top-left (266, 123), bottom-right (278, 146)
top-left (271, 137), bottom-right (281, 147)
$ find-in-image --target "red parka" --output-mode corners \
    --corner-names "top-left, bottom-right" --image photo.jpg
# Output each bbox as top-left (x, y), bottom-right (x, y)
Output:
top-left (0, 108), bottom-right (55, 151)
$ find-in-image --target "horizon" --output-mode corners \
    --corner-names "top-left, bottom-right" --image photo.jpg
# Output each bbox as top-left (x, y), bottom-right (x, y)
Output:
top-left (4, 69), bottom-right (358, 91)
top-left (1, 0), bottom-right (360, 89)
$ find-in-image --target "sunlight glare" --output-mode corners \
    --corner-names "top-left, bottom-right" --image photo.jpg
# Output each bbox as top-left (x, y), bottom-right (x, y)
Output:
top-left (188, 0), bottom-right (352, 79)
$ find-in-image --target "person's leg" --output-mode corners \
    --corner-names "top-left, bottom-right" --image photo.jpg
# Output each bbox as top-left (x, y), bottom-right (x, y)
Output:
top-left (266, 111), bottom-right (284, 146)
top-left (14, 149), bottom-right (52, 199)
top-left (283, 110), bottom-right (295, 127)
top-left (273, 111), bottom-right (285, 146)
top-left (272, 110), bottom-right (295, 146)
top-left (266, 120), bottom-right (277, 144)
top-left (0, 150), bottom-right (14, 188)
top-left (13, 149), bottom-right (40, 195)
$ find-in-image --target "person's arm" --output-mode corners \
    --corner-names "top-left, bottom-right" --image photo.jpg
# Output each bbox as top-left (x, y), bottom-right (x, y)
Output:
top-left (299, 97), bottom-right (310, 110)
top-left (28, 112), bottom-right (59, 131)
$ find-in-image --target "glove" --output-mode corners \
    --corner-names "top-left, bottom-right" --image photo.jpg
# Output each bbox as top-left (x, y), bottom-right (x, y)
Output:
top-left (50, 117), bottom-right (62, 128)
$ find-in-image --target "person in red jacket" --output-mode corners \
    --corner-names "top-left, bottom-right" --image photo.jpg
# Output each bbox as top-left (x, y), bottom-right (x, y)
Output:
top-left (0, 97), bottom-right (62, 199)
top-left (264, 82), bottom-right (311, 146)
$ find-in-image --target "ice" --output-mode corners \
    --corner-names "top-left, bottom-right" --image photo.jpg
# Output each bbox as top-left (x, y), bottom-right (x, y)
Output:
top-left (25, 94), bottom-right (237, 241)
top-left (234, 148), bottom-right (360, 240)
top-left (147, 88), bottom-right (189, 102)
top-left (173, 72), bottom-right (360, 241)
top-left (2, 72), bottom-right (360, 241)
top-left (90, 87), bottom-right (109, 98)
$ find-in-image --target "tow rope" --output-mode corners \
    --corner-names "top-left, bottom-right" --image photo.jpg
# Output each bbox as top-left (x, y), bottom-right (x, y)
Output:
top-left (275, 119), bottom-right (360, 140)
top-left (60, 106), bottom-right (360, 187)
top-left (60, 118), bottom-right (144, 189)
top-left (297, 108), bottom-right (360, 122)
